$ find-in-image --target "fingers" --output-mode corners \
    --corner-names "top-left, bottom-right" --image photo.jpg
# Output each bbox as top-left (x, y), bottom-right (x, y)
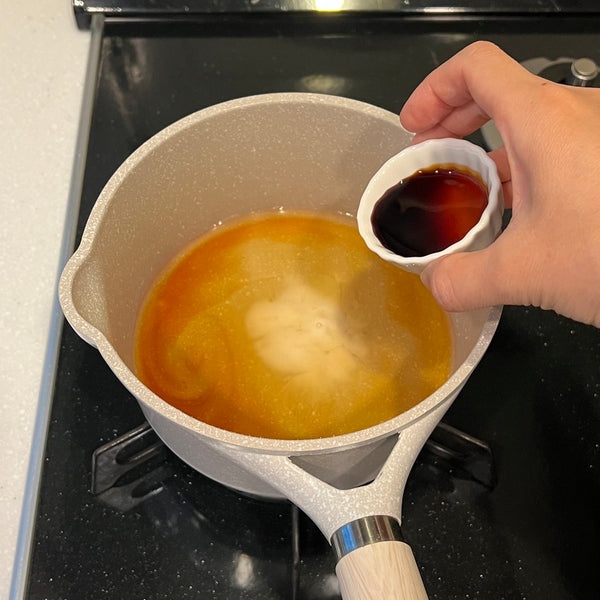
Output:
top-left (420, 251), bottom-right (503, 313)
top-left (400, 41), bottom-right (530, 139)
top-left (409, 100), bottom-right (491, 143)
top-left (500, 180), bottom-right (513, 210)
top-left (420, 238), bottom-right (533, 312)
top-left (488, 146), bottom-right (513, 209)
top-left (487, 147), bottom-right (509, 181)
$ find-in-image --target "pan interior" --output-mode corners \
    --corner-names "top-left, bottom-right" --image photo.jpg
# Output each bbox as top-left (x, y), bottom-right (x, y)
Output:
top-left (64, 94), bottom-right (497, 453)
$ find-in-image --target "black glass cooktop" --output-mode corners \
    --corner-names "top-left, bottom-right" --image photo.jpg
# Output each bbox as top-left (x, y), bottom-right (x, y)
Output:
top-left (18, 9), bottom-right (600, 600)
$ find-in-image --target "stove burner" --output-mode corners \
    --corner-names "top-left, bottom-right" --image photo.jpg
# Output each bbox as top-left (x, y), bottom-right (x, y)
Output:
top-left (481, 56), bottom-right (600, 150)
top-left (87, 420), bottom-right (496, 597)
top-left (566, 57), bottom-right (599, 86)
top-left (524, 56), bottom-right (600, 87)
top-left (91, 421), bottom-right (496, 512)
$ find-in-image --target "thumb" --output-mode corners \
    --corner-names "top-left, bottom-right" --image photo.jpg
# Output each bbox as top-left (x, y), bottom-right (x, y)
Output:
top-left (420, 249), bottom-right (505, 312)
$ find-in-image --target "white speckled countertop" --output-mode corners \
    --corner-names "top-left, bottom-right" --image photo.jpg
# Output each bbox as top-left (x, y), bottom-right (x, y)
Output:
top-left (0, 2), bottom-right (89, 597)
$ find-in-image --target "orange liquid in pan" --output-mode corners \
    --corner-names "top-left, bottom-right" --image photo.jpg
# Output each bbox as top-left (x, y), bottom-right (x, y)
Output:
top-left (135, 212), bottom-right (452, 439)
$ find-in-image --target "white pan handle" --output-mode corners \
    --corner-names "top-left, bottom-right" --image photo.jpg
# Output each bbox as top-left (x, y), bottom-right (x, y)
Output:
top-left (332, 516), bottom-right (428, 600)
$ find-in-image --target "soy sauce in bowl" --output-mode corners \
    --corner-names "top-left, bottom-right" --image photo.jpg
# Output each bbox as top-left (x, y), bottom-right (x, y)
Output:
top-left (371, 164), bottom-right (488, 258)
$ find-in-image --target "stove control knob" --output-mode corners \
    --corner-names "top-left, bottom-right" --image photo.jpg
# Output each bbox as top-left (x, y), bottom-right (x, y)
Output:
top-left (566, 58), bottom-right (599, 87)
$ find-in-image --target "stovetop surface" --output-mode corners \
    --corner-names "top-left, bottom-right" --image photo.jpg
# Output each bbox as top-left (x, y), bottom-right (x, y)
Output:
top-left (24, 12), bottom-right (600, 600)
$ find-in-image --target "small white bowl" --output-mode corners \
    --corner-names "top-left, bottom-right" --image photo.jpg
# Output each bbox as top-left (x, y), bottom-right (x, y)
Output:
top-left (357, 138), bottom-right (503, 274)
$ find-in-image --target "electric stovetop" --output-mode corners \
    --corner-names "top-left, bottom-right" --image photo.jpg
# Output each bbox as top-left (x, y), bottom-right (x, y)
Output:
top-left (13, 3), bottom-right (600, 599)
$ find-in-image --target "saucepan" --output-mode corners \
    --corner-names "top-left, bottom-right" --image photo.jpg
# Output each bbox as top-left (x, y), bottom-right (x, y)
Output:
top-left (59, 93), bottom-right (501, 599)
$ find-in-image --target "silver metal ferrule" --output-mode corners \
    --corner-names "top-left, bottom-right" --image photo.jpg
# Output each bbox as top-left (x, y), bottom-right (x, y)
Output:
top-left (331, 516), bottom-right (404, 560)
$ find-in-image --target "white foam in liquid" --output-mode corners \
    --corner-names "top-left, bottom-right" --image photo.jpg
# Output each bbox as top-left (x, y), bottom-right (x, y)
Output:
top-left (245, 278), bottom-right (367, 384)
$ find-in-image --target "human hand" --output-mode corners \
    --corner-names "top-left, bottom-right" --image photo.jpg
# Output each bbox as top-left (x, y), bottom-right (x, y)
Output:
top-left (399, 41), bottom-right (600, 327)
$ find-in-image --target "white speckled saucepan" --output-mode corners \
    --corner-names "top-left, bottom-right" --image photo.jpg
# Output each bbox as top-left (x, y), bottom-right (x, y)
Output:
top-left (59, 94), bottom-right (501, 600)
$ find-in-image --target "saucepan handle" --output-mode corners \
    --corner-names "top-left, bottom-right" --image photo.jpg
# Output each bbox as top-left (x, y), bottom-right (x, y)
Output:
top-left (332, 516), bottom-right (428, 600)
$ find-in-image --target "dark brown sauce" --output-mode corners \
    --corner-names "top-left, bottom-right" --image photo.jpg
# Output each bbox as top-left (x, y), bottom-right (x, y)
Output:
top-left (371, 164), bottom-right (488, 257)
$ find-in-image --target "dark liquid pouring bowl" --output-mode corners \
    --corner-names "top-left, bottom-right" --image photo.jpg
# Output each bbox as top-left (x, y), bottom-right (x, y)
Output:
top-left (358, 138), bottom-right (504, 274)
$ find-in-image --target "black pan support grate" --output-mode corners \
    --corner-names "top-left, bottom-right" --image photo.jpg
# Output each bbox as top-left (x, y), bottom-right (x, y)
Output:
top-left (91, 421), bottom-right (497, 510)
top-left (89, 421), bottom-right (496, 598)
